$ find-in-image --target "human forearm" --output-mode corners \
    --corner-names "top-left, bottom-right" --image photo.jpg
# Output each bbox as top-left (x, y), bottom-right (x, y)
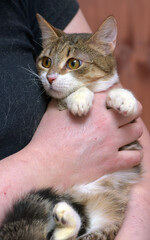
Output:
top-left (0, 145), bottom-right (63, 224)
top-left (116, 120), bottom-right (150, 240)
top-left (64, 9), bottom-right (92, 33)
top-left (0, 143), bottom-right (76, 224)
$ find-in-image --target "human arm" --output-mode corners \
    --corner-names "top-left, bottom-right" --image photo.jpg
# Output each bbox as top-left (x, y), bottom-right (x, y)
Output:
top-left (115, 120), bottom-right (150, 240)
top-left (64, 9), bottom-right (92, 33)
top-left (0, 91), bottom-right (142, 225)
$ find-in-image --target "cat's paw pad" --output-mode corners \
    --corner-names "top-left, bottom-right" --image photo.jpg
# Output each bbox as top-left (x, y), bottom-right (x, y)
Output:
top-left (53, 202), bottom-right (81, 229)
top-left (67, 88), bottom-right (94, 116)
top-left (106, 88), bottom-right (138, 116)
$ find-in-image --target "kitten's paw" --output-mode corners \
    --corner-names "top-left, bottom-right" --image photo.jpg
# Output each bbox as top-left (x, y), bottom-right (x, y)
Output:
top-left (106, 88), bottom-right (138, 116)
top-left (53, 202), bottom-right (81, 240)
top-left (66, 88), bottom-right (94, 116)
top-left (53, 202), bottom-right (81, 228)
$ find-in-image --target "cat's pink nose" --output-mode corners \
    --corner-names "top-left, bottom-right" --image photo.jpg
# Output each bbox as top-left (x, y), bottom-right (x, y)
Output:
top-left (47, 73), bottom-right (58, 84)
top-left (47, 75), bottom-right (56, 84)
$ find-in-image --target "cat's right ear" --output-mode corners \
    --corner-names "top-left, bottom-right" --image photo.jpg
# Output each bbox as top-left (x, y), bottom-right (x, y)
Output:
top-left (88, 16), bottom-right (117, 55)
top-left (36, 14), bottom-right (64, 47)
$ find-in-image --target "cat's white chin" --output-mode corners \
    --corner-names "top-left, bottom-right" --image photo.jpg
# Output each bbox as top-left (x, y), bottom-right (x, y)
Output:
top-left (48, 89), bottom-right (69, 99)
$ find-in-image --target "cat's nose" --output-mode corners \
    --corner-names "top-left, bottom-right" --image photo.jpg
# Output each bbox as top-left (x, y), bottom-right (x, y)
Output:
top-left (47, 73), bottom-right (58, 84)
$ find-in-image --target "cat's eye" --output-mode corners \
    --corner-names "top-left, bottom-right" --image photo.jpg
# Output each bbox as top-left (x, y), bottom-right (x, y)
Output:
top-left (42, 57), bottom-right (52, 68)
top-left (67, 58), bottom-right (82, 70)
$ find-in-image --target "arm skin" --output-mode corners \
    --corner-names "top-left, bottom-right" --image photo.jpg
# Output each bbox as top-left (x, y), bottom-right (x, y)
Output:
top-left (116, 120), bottom-right (150, 240)
top-left (0, 9), bottom-right (144, 229)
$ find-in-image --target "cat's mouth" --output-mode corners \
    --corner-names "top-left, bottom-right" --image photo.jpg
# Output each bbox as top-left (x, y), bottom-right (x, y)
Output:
top-left (49, 88), bottom-right (69, 99)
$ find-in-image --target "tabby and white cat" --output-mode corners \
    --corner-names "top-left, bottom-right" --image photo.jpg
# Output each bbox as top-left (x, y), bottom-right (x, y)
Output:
top-left (0, 14), bottom-right (141, 240)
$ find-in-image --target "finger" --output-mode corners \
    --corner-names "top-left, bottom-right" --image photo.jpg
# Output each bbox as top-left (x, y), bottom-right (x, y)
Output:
top-left (109, 101), bottom-right (142, 128)
top-left (117, 120), bottom-right (143, 148)
top-left (115, 149), bottom-right (143, 171)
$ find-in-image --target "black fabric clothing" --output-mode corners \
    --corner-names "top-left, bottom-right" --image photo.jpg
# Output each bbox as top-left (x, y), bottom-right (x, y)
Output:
top-left (0, 0), bottom-right (79, 160)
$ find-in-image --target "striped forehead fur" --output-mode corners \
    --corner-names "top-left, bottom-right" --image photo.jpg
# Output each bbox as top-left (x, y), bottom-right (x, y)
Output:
top-left (38, 32), bottom-right (116, 75)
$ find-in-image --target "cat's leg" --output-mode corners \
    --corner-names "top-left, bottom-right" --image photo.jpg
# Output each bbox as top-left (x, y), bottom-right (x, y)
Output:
top-left (65, 87), bottom-right (94, 116)
top-left (78, 225), bottom-right (119, 240)
top-left (52, 201), bottom-right (81, 240)
top-left (106, 88), bottom-right (138, 116)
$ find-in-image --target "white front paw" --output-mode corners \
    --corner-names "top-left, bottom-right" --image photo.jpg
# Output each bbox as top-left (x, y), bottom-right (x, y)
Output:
top-left (66, 88), bottom-right (94, 116)
top-left (106, 88), bottom-right (138, 116)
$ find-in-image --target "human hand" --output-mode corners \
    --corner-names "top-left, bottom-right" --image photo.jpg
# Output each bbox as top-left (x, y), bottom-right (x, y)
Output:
top-left (30, 90), bottom-right (143, 190)
top-left (0, 88), bottom-right (142, 225)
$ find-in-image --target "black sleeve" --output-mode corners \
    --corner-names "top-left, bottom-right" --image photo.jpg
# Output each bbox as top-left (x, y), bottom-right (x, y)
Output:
top-left (29, 0), bottom-right (79, 56)
top-left (0, 0), bottom-right (79, 159)
top-left (37, 0), bottom-right (79, 29)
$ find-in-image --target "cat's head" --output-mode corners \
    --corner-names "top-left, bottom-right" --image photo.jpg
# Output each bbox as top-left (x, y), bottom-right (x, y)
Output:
top-left (36, 14), bottom-right (117, 99)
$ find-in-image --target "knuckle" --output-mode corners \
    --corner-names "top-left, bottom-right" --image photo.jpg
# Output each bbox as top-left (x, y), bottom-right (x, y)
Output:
top-left (137, 101), bottom-right (143, 116)
top-left (130, 150), bottom-right (143, 166)
top-left (137, 123), bottom-right (143, 137)
top-left (134, 121), bottom-right (143, 138)
top-left (136, 149), bottom-right (143, 163)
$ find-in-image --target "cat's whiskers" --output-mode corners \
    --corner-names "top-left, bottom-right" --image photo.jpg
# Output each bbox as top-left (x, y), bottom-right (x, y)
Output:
top-left (22, 66), bottom-right (42, 86)
top-left (22, 66), bottom-right (41, 79)
top-left (22, 66), bottom-right (48, 99)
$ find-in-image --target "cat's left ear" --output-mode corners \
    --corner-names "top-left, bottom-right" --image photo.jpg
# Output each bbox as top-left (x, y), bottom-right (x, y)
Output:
top-left (36, 13), bottom-right (64, 47)
top-left (88, 16), bottom-right (117, 55)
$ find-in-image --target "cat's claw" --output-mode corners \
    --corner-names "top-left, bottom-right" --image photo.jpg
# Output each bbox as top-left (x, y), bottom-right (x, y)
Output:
top-left (66, 87), bottom-right (94, 116)
top-left (106, 88), bottom-right (138, 116)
